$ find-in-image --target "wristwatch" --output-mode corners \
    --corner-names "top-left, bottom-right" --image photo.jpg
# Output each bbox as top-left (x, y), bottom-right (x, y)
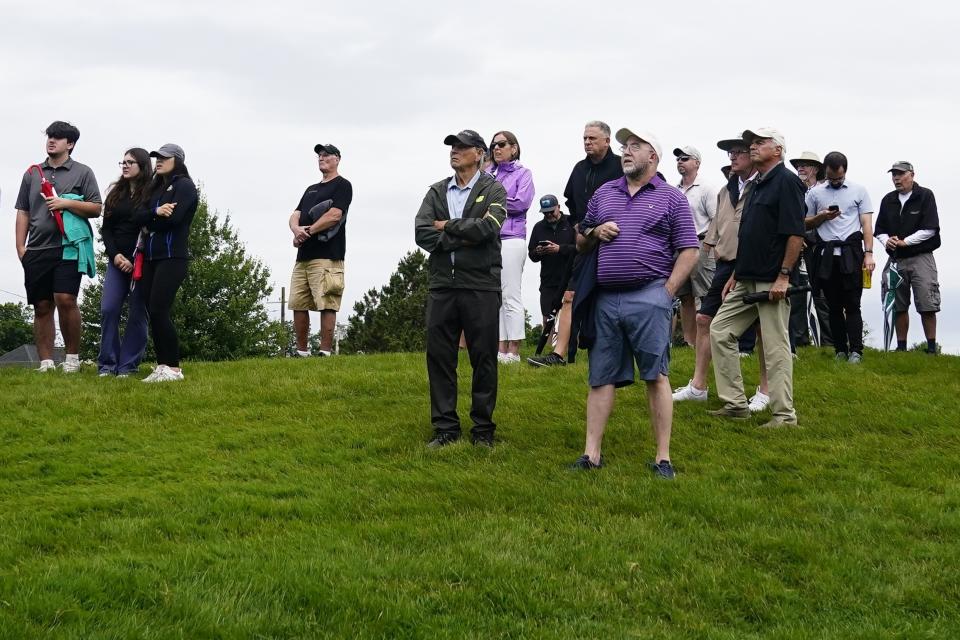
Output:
top-left (779, 267), bottom-right (791, 276)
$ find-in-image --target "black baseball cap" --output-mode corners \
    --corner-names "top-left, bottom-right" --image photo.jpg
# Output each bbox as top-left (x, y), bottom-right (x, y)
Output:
top-left (539, 194), bottom-right (559, 212)
top-left (314, 143), bottom-right (341, 158)
top-left (443, 130), bottom-right (487, 151)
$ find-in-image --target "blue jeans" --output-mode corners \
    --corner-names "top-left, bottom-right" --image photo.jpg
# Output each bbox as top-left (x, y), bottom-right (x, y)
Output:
top-left (97, 261), bottom-right (148, 374)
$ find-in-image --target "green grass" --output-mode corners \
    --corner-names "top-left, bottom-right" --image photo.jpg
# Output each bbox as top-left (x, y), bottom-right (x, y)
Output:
top-left (1, 349), bottom-right (958, 639)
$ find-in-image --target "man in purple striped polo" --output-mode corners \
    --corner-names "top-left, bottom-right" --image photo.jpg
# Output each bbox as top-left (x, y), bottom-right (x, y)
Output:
top-left (570, 128), bottom-right (700, 479)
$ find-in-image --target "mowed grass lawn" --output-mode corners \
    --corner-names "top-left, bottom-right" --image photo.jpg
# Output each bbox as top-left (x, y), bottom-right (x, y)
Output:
top-left (1, 348), bottom-right (958, 639)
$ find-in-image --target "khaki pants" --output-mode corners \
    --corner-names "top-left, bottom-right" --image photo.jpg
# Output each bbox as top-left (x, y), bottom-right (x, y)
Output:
top-left (710, 280), bottom-right (796, 423)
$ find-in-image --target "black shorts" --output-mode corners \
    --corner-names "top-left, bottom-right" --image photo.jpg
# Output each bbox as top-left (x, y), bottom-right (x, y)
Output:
top-left (22, 247), bottom-right (82, 305)
top-left (698, 259), bottom-right (736, 318)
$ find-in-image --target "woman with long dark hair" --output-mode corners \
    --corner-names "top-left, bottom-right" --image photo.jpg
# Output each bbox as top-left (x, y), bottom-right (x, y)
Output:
top-left (140, 144), bottom-right (198, 383)
top-left (97, 147), bottom-right (152, 376)
top-left (488, 130), bottom-right (535, 363)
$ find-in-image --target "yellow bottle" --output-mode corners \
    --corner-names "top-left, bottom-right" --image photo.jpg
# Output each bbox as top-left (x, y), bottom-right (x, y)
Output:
top-left (862, 267), bottom-right (872, 289)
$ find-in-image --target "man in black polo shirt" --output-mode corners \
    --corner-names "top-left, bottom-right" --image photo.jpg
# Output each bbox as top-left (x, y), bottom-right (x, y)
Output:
top-left (287, 143), bottom-right (353, 357)
top-left (709, 127), bottom-right (806, 428)
top-left (15, 121), bottom-right (102, 373)
top-left (526, 194), bottom-right (576, 367)
top-left (874, 161), bottom-right (941, 353)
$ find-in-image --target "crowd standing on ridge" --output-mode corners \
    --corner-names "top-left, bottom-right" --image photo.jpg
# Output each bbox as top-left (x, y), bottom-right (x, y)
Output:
top-left (11, 119), bottom-right (943, 477)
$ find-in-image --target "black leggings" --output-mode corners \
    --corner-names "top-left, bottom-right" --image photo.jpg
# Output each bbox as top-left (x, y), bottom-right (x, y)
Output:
top-left (141, 258), bottom-right (189, 367)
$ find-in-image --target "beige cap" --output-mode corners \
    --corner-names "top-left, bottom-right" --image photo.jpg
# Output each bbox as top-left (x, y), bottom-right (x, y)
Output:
top-left (673, 145), bottom-right (702, 162)
top-left (789, 151), bottom-right (822, 170)
top-left (615, 128), bottom-right (662, 160)
top-left (742, 127), bottom-right (786, 153)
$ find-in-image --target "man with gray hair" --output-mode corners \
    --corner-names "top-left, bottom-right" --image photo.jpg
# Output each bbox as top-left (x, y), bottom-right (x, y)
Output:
top-left (563, 121), bottom-right (622, 226)
top-left (709, 128), bottom-right (806, 428)
top-left (673, 145), bottom-right (717, 347)
top-left (570, 127), bottom-right (699, 478)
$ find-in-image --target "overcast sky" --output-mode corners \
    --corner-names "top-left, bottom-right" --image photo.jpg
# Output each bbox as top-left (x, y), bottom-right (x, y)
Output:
top-left (3, 0), bottom-right (958, 353)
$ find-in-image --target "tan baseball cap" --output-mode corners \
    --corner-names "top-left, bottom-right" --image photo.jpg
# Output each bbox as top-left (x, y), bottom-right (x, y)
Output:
top-left (742, 127), bottom-right (786, 151)
top-left (789, 151), bottom-right (822, 170)
top-left (615, 128), bottom-right (662, 160)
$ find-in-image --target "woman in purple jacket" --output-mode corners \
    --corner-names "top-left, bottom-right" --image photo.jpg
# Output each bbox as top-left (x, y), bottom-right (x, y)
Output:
top-left (488, 131), bottom-right (535, 363)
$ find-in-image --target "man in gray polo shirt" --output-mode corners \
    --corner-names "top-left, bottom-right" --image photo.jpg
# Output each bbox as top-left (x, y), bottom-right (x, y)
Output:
top-left (15, 121), bottom-right (102, 372)
top-left (673, 145), bottom-right (717, 347)
top-left (804, 151), bottom-right (874, 363)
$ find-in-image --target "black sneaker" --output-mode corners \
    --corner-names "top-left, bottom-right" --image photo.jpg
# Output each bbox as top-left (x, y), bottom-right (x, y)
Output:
top-left (569, 454), bottom-right (603, 470)
top-left (427, 433), bottom-right (460, 449)
top-left (471, 434), bottom-right (494, 448)
top-left (527, 352), bottom-right (566, 367)
top-left (648, 459), bottom-right (676, 480)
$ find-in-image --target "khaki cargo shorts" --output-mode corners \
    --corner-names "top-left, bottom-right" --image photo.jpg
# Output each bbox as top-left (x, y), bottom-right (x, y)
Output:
top-left (289, 259), bottom-right (345, 311)
top-left (676, 243), bottom-right (716, 299)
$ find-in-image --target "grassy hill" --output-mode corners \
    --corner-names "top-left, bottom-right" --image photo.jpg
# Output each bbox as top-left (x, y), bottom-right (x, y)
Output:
top-left (1, 348), bottom-right (958, 639)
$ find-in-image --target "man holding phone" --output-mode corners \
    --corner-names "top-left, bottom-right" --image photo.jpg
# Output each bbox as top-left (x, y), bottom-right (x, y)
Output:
top-left (527, 194), bottom-right (576, 365)
top-left (804, 151), bottom-right (874, 364)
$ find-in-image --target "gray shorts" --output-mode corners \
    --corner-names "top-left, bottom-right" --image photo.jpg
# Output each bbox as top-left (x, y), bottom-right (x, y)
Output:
top-left (588, 280), bottom-right (673, 388)
top-left (882, 254), bottom-right (940, 313)
top-left (676, 245), bottom-right (716, 299)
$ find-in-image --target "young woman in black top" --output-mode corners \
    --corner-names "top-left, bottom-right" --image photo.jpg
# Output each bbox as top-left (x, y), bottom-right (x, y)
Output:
top-left (97, 147), bottom-right (152, 376)
top-left (140, 144), bottom-right (198, 383)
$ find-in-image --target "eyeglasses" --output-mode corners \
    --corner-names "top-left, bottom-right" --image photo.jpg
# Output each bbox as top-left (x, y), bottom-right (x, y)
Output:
top-left (727, 150), bottom-right (749, 159)
top-left (492, 140), bottom-right (510, 149)
top-left (619, 142), bottom-right (646, 154)
top-left (118, 160), bottom-right (137, 167)
top-left (676, 156), bottom-right (692, 162)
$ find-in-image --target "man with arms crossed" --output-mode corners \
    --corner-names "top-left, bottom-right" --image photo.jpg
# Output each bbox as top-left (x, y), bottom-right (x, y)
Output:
top-left (415, 130), bottom-right (507, 448)
top-left (709, 128), bottom-right (806, 428)
top-left (15, 121), bottom-right (102, 372)
top-left (571, 128), bottom-right (699, 478)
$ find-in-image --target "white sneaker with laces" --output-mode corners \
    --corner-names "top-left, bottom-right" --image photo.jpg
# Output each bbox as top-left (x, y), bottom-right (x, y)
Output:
top-left (61, 359), bottom-right (81, 374)
top-left (36, 360), bottom-right (56, 372)
top-left (142, 365), bottom-right (168, 383)
top-left (748, 388), bottom-right (771, 412)
top-left (507, 353), bottom-right (521, 363)
top-left (158, 367), bottom-right (184, 381)
top-left (672, 380), bottom-right (708, 402)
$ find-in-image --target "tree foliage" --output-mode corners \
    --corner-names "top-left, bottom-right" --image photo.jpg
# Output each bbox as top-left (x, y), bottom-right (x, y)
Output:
top-left (341, 251), bottom-right (429, 354)
top-left (0, 302), bottom-right (34, 354)
top-left (80, 193), bottom-right (286, 360)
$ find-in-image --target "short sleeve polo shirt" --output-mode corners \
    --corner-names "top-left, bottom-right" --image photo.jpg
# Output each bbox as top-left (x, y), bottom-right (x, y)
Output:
top-left (15, 158), bottom-right (102, 252)
top-left (736, 162), bottom-right (806, 282)
top-left (583, 175), bottom-right (699, 288)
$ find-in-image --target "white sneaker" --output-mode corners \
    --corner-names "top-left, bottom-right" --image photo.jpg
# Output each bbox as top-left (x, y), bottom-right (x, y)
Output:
top-left (497, 352), bottom-right (508, 363)
top-left (36, 360), bottom-right (55, 372)
top-left (672, 380), bottom-right (708, 402)
top-left (142, 365), bottom-right (168, 383)
top-left (61, 360), bottom-right (81, 374)
top-left (158, 367), bottom-right (184, 381)
top-left (508, 353), bottom-right (521, 363)
top-left (748, 388), bottom-right (770, 412)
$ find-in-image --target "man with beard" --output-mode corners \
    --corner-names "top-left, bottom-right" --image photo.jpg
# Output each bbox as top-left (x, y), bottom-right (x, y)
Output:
top-left (569, 128), bottom-right (699, 479)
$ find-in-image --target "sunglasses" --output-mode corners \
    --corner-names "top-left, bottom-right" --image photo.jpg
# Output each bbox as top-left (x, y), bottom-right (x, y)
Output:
top-left (676, 156), bottom-right (692, 162)
top-left (118, 160), bottom-right (137, 167)
top-left (492, 140), bottom-right (510, 149)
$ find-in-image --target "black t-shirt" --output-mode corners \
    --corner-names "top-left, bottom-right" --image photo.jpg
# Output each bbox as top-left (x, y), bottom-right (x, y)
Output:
top-left (735, 163), bottom-right (806, 282)
top-left (295, 176), bottom-right (353, 261)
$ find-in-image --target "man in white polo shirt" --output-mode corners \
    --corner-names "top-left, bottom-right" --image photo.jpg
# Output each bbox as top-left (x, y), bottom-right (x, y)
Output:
top-left (673, 145), bottom-right (716, 347)
top-left (804, 151), bottom-right (874, 363)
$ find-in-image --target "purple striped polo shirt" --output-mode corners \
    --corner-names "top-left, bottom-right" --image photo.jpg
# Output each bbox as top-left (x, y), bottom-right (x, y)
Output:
top-left (583, 174), bottom-right (699, 288)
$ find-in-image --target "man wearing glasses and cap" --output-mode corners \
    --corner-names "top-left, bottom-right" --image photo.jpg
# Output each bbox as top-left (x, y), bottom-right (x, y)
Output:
top-left (570, 128), bottom-right (699, 478)
top-left (709, 127), bottom-right (806, 429)
top-left (874, 161), bottom-right (941, 353)
top-left (415, 130), bottom-right (507, 448)
top-left (673, 145), bottom-right (717, 348)
top-left (287, 143), bottom-right (352, 358)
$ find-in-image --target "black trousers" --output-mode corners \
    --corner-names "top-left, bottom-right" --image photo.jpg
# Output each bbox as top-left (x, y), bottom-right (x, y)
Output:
top-left (425, 288), bottom-right (500, 437)
top-left (141, 258), bottom-right (189, 367)
top-left (818, 273), bottom-right (863, 354)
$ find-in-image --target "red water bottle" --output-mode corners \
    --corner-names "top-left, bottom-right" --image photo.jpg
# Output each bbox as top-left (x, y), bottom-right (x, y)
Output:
top-left (28, 164), bottom-right (65, 234)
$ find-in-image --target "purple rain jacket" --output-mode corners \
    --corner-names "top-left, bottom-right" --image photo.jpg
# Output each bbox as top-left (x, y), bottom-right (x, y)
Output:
top-left (489, 160), bottom-right (534, 241)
